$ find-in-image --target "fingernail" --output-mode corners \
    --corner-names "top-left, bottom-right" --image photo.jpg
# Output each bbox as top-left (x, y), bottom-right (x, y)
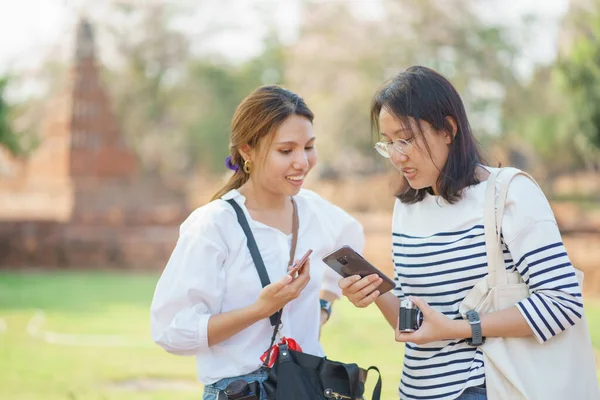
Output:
top-left (353, 275), bottom-right (361, 282)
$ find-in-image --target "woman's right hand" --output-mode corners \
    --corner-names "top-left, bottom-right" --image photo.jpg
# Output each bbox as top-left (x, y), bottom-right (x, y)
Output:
top-left (339, 274), bottom-right (383, 308)
top-left (252, 259), bottom-right (311, 319)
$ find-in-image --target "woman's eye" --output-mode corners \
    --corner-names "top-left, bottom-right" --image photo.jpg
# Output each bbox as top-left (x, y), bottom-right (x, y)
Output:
top-left (280, 149), bottom-right (292, 154)
top-left (305, 146), bottom-right (314, 150)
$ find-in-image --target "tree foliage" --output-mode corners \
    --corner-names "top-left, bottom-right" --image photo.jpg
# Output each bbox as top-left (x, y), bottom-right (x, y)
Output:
top-left (7, 0), bottom-right (600, 178)
top-left (558, 2), bottom-right (600, 151)
top-left (0, 76), bottom-right (22, 155)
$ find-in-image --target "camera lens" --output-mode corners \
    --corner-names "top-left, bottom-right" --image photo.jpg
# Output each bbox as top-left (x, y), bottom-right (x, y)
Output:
top-left (416, 309), bottom-right (424, 328)
top-left (224, 380), bottom-right (250, 399)
top-left (336, 256), bottom-right (348, 265)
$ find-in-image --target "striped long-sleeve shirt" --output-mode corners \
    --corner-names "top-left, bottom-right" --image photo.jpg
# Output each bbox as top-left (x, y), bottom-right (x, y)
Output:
top-left (392, 168), bottom-right (583, 400)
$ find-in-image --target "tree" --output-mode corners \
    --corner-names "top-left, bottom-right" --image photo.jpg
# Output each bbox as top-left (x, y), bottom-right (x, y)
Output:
top-left (184, 30), bottom-right (288, 173)
top-left (285, 0), bottom-right (521, 175)
top-left (557, 1), bottom-right (600, 153)
top-left (101, 2), bottom-right (192, 176)
top-left (0, 76), bottom-right (23, 155)
top-left (100, 2), bottom-right (287, 174)
top-left (501, 66), bottom-right (585, 184)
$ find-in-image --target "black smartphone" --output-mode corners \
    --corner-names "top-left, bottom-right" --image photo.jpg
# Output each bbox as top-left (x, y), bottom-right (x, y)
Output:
top-left (322, 245), bottom-right (396, 295)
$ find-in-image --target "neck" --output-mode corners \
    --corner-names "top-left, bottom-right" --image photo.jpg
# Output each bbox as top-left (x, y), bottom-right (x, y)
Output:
top-left (238, 179), bottom-right (289, 211)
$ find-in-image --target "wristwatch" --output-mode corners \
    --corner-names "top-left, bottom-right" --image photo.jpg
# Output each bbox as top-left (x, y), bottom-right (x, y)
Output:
top-left (465, 310), bottom-right (485, 346)
top-left (320, 299), bottom-right (332, 321)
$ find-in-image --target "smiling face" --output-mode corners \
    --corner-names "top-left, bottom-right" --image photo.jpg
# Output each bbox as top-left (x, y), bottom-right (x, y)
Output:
top-left (379, 108), bottom-right (453, 194)
top-left (244, 114), bottom-right (317, 197)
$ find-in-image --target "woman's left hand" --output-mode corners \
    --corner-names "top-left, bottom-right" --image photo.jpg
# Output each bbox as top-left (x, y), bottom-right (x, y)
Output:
top-left (395, 296), bottom-right (464, 345)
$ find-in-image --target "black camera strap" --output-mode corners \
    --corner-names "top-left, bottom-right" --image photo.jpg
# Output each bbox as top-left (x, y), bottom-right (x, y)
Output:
top-left (226, 197), bottom-right (299, 367)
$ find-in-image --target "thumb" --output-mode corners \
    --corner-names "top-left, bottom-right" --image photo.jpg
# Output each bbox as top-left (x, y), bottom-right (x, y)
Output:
top-left (275, 273), bottom-right (293, 288)
top-left (262, 274), bottom-right (292, 296)
top-left (409, 296), bottom-right (433, 315)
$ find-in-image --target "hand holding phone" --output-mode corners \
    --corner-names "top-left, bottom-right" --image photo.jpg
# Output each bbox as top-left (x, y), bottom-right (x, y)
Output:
top-left (288, 249), bottom-right (313, 279)
top-left (322, 245), bottom-right (395, 295)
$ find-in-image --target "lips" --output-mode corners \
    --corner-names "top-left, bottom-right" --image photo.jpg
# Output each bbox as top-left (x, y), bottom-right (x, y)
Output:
top-left (401, 168), bottom-right (417, 179)
top-left (286, 174), bottom-right (305, 186)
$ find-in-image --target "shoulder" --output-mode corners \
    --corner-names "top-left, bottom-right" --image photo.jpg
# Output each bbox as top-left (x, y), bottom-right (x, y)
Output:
top-left (179, 197), bottom-right (238, 238)
top-left (498, 168), bottom-right (552, 212)
top-left (496, 168), bottom-right (557, 242)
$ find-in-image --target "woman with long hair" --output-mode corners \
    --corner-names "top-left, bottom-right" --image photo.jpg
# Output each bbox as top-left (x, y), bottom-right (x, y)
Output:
top-left (151, 85), bottom-right (364, 400)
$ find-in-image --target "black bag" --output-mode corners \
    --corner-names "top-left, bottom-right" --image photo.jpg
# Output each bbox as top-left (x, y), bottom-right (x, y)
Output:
top-left (227, 199), bottom-right (382, 400)
top-left (264, 343), bottom-right (381, 400)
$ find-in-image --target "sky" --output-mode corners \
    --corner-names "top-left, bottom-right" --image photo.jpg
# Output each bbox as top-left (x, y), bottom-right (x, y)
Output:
top-left (0, 0), bottom-right (570, 79)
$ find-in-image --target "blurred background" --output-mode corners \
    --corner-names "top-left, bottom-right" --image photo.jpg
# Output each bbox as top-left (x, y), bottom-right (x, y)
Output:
top-left (0, 0), bottom-right (598, 399)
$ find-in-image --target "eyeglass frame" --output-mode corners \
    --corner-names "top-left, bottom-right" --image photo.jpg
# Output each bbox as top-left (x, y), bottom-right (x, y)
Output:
top-left (374, 137), bottom-right (416, 158)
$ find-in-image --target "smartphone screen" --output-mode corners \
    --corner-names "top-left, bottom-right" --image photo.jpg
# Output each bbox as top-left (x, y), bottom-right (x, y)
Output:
top-left (289, 249), bottom-right (313, 278)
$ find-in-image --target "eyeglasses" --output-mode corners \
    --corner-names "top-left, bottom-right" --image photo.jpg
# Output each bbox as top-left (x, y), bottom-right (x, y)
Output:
top-left (374, 138), bottom-right (415, 158)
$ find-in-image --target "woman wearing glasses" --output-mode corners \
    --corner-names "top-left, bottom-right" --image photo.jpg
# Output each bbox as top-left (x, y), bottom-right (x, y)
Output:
top-left (338, 66), bottom-right (587, 400)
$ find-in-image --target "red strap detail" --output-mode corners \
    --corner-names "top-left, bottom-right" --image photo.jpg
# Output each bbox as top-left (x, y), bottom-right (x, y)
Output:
top-left (260, 337), bottom-right (303, 368)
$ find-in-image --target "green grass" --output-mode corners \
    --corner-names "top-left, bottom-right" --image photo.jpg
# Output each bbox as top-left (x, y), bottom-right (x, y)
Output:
top-left (0, 271), bottom-right (598, 399)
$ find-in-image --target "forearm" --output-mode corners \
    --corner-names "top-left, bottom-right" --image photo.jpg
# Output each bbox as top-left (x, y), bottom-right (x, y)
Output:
top-left (319, 290), bottom-right (337, 327)
top-left (207, 304), bottom-right (266, 347)
top-left (448, 306), bottom-right (534, 340)
top-left (375, 292), bottom-right (401, 330)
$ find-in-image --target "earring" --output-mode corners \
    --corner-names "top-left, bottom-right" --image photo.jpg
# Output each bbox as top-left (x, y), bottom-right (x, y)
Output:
top-left (243, 159), bottom-right (252, 174)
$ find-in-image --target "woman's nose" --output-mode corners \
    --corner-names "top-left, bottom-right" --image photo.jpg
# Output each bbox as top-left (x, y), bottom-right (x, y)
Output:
top-left (390, 151), bottom-right (408, 167)
top-left (293, 151), bottom-right (309, 170)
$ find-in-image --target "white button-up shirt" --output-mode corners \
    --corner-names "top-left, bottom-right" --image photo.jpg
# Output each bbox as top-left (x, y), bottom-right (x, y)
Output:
top-left (150, 188), bottom-right (364, 384)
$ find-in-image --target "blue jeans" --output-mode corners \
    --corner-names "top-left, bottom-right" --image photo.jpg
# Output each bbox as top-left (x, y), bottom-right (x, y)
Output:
top-left (456, 385), bottom-right (487, 400)
top-left (202, 369), bottom-right (269, 400)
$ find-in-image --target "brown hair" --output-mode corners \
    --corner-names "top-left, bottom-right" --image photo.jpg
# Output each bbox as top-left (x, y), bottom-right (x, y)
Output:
top-left (211, 85), bottom-right (314, 201)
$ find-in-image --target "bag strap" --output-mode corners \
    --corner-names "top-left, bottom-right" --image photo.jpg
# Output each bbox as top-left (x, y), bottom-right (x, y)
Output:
top-left (367, 366), bottom-right (382, 400)
top-left (355, 366), bottom-right (381, 400)
top-left (483, 167), bottom-right (540, 288)
top-left (226, 197), bottom-right (299, 325)
top-left (332, 362), bottom-right (382, 400)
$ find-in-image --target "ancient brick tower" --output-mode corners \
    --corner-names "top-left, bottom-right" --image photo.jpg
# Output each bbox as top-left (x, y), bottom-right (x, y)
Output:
top-left (0, 18), bottom-right (189, 269)
top-left (27, 18), bottom-right (137, 183)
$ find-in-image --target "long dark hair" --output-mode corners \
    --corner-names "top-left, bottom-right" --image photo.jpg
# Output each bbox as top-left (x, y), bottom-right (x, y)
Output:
top-left (370, 65), bottom-right (486, 204)
top-left (211, 85), bottom-right (314, 201)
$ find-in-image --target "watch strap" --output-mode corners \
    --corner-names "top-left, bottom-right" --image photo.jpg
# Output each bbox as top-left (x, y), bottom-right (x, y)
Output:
top-left (320, 299), bottom-right (332, 321)
top-left (466, 309), bottom-right (485, 346)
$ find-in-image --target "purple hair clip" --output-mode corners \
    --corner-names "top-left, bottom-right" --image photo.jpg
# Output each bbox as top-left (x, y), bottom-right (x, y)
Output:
top-left (225, 155), bottom-right (239, 172)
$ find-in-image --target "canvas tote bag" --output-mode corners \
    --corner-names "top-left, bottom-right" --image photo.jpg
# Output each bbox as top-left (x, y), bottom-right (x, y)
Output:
top-left (459, 167), bottom-right (600, 400)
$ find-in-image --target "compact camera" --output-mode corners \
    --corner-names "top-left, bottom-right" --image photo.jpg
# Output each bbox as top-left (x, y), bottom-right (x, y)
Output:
top-left (398, 299), bottom-right (424, 332)
top-left (217, 380), bottom-right (261, 400)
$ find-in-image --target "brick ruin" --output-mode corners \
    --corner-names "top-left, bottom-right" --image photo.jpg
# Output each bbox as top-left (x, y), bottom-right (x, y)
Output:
top-left (0, 19), bottom-right (190, 269)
